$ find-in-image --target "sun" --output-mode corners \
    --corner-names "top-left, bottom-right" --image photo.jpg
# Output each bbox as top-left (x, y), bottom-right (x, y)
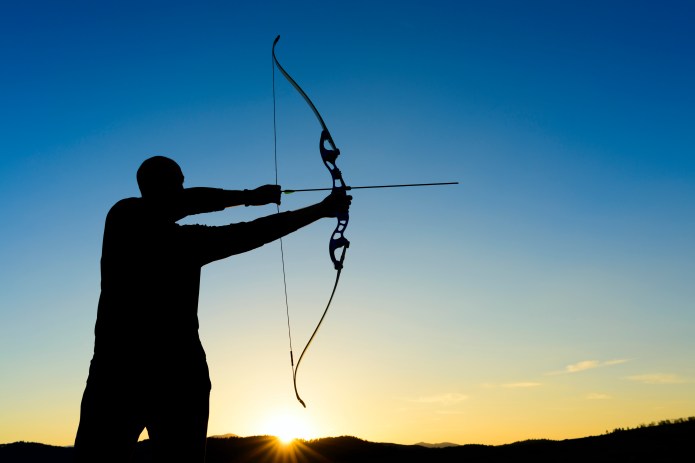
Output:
top-left (264, 412), bottom-right (314, 444)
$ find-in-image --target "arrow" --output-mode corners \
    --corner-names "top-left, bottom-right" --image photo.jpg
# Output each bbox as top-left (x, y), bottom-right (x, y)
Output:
top-left (282, 181), bottom-right (459, 194)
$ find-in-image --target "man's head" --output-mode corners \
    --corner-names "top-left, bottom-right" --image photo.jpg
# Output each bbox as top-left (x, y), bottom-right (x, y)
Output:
top-left (137, 156), bottom-right (184, 199)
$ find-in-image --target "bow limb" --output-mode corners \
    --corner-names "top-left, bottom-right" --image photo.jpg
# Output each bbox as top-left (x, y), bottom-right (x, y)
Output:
top-left (272, 37), bottom-right (332, 140)
top-left (291, 267), bottom-right (342, 408)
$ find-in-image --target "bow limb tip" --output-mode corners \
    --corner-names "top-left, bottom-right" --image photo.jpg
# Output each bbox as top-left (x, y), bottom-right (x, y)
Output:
top-left (294, 383), bottom-right (307, 407)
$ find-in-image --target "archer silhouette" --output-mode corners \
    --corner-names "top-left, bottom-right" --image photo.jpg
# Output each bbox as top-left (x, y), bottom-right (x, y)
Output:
top-left (74, 156), bottom-right (351, 463)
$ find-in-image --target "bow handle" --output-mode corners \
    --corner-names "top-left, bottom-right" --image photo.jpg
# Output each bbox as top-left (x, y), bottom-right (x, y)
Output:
top-left (319, 129), bottom-right (350, 270)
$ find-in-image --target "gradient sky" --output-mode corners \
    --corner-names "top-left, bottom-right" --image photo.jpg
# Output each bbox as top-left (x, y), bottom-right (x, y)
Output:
top-left (2, 0), bottom-right (694, 447)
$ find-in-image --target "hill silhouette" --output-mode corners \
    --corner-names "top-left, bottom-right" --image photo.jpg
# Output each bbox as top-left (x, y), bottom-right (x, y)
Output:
top-left (2, 417), bottom-right (693, 462)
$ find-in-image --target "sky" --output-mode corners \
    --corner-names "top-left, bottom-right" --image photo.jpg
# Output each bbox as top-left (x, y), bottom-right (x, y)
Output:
top-left (1, 0), bottom-right (694, 448)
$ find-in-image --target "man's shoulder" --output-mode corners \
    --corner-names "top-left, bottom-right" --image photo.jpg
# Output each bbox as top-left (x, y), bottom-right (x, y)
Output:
top-left (106, 197), bottom-right (142, 219)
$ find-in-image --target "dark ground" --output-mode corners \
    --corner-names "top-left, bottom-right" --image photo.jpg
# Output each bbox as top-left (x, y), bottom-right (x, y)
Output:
top-left (2, 418), bottom-right (693, 462)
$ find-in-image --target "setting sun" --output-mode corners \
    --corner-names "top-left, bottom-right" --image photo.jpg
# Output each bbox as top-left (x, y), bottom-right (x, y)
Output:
top-left (263, 412), bottom-right (315, 443)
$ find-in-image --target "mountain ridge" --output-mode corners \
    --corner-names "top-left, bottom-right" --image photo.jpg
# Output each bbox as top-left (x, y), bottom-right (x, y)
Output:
top-left (2, 417), bottom-right (693, 463)
top-left (414, 441), bottom-right (461, 448)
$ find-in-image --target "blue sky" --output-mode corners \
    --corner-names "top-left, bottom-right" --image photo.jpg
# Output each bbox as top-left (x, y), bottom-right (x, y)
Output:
top-left (1, 0), bottom-right (694, 446)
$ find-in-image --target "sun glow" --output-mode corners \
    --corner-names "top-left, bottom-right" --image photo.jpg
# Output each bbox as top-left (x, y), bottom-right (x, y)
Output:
top-left (264, 412), bottom-right (315, 444)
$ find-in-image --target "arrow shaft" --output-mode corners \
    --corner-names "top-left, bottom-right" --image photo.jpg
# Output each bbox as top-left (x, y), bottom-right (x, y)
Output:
top-left (283, 181), bottom-right (459, 194)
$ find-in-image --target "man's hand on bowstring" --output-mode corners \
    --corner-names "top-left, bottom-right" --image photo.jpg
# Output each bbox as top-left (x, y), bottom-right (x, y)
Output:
top-left (245, 185), bottom-right (282, 206)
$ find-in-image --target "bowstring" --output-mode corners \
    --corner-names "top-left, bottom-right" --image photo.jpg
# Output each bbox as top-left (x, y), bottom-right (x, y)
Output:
top-left (273, 47), bottom-right (295, 374)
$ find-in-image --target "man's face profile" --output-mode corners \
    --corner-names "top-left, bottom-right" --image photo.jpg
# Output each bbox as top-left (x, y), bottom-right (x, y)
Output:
top-left (137, 156), bottom-right (185, 199)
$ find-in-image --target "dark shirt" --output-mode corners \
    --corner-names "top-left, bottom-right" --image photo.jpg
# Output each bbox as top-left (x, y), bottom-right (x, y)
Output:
top-left (90, 188), bottom-right (272, 383)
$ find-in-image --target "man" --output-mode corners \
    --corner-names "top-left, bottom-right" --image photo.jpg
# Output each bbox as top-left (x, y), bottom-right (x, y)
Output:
top-left (74, 156), bottom-right (351, 462)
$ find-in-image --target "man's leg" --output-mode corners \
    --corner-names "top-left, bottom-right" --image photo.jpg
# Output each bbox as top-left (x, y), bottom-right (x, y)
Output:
top-left (74, 379), bottom-right (144, 463)
top-left (146, 383), bottom-right (210, 463)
